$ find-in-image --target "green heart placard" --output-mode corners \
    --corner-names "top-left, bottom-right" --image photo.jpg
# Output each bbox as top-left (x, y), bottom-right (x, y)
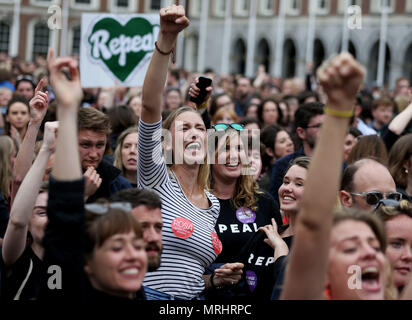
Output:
top-left (87, 16), bottom-right (158, 82)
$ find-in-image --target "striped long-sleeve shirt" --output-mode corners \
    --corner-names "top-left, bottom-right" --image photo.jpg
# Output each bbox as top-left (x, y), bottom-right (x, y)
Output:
top-left (137, 119), bottom-right (221, 299)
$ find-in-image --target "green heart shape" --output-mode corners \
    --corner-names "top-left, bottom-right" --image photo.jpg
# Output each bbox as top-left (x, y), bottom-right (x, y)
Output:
top-left (88, 17), bottom-right (156, 82)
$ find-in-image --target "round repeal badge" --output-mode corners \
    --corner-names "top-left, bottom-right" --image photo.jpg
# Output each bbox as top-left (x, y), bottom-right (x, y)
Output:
top-left (211, 232), bottom-right (223, 254)
top-left (235, 207), bottom-right (256, 224)
top-left (246, 270), bottom-right (257, 292)
top-left (171, 217), bottom-right (194, 239)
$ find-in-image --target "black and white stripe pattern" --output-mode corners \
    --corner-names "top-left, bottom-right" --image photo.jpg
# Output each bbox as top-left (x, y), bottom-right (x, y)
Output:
top-left (138, 120), bottom-right (220, 299)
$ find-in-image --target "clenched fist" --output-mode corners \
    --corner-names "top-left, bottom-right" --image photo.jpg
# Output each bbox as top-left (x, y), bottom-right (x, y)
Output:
top-left (317, 53), bottom-right (365, 111)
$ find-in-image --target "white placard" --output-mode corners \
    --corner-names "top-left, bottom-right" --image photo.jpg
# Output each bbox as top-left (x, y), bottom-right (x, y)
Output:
top-left (80, 13), bottom-right (160, 88)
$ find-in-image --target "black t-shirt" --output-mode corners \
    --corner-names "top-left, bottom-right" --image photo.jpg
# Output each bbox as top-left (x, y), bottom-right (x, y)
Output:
top-left (212, 192), bottom-right (282, 300)
top-left (215, 191), bottom-right (282, 263)
top-left (0, 246), bottom-right (45, 300)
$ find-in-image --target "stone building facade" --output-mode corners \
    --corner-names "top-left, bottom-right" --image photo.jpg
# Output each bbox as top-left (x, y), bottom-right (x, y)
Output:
top-left (0, 0), bottom-right (411, 88)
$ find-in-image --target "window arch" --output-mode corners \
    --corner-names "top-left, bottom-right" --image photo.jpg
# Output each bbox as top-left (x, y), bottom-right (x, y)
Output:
top-left (232, 38), bottom-right (246, 74)
top-left (282, 39), bottom-right (296, 78)
top-left (403, 43), bottom-right (412, 83)
top-left (256, 38), bottom-right (270, 73)
top-left (368, 40), bottom-right (391, 85)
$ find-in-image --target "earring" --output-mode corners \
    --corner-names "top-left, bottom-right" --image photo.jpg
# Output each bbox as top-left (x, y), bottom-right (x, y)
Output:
top-left (406, 169), bottom-right (409, 174)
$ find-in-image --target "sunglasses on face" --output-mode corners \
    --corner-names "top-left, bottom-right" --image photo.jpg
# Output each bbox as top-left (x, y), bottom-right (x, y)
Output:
top-left (212, 123), bottom-right (244, 132)
top-left (350, 191), bottom-right (402, 206)
top-left (85, 202), bottom-right (132, 215)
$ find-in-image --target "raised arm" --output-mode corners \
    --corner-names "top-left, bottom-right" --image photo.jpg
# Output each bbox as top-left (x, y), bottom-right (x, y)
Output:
top-left (388, 98), bottom-right (412, 136)
top-left (2, 121), bottom-right (57, 266)
top-left (48, 49), bottom-right (82, 180)
top-left (10, 79), bottom-right (48, 205)
top-left (40, 50), bottom-right (84, 300)
top-left (141, 5), bottom-right (189, 124)
top-left (280, 53), bottom-right (365, 300)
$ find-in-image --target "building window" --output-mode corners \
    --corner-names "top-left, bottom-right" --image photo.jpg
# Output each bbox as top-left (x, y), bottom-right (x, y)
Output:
top-left (116, 0), bottom-right (129, 7)
top-left (146, 0), bottom-right (174, 12)
top-left (189, 0), bottom-right (202, 18)
top-left (370, 0), bottom-right (394, 14)
top-left (317, 0), bottom-right (330, 15)
top-left (338, 0), bottom-right (362, 14)
top-left (150, 0), bottom-right (160, 10)
top-left (71, 26), bottom-right (81, 55)
top-left (259, 0), bottom-right (273, 16)
top-left (286, 0), bottom-right (301, 16)
top-left (30, 0), bottom-right (54, 7)
top-left (0, 21), bottom-right (10, 53)
top-left (33, 23), bottom-right (49, 58)
top-left (108, 0), bottom-right (137, 12)
top-left (234, 0), bottom-right (249, 17)
top-left (71, 0), bottom-right (99, 10)
top-left (213, 0), bottom-right (226, 17)
top-left (407, 0), bottom-right (412, 13)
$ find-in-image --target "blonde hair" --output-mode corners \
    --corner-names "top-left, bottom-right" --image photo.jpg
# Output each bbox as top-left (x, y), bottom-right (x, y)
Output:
top-left (0, 136), bottom-right (13, 198)
top-left (210, 129), bottom-right (260, 211)
top-left (162, 106), bottom-right (210, 191)
top-left (113, 126), bottom-right (138, 175)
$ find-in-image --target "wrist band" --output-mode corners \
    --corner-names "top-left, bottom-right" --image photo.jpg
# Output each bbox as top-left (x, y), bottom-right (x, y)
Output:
top-left (197, 101), bottom-right (208, 110)
top-left (154, 41), bottom-right (175, 64)
top-left (324, 106), bottom-right (354, 118)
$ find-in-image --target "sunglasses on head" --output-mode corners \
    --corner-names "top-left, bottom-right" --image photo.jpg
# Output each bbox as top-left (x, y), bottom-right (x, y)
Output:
top-left (213, 123), bottom-right (244, 132)
top-left (16, 74), bottom-right (35, 84)
top-left (85, 202), bottom-right (132, 215)
top-left (350, 191), bottom-right (402, 206)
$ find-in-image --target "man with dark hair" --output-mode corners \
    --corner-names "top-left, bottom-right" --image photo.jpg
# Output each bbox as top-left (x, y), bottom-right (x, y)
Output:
top-left (269, 102), bottom-right (325, 205)
top-left (110, 188), bottom-right (163, 272)
top-left (15, 75), bottom-right (36, 100)
top-left (78, 107), bottom-right (131, 203)
top-left (234, 77), bottom-right (253, 116)
top-left (297, 90), bottom-right (319, 106)
top-left (340, 158), bottom-right (399, 212)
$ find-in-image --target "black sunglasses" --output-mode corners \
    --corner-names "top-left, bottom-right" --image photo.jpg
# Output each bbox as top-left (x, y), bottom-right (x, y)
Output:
top-left (351, 191), bottom-right (402, 206)
top-left (213, 123), bottom-right (244, 132)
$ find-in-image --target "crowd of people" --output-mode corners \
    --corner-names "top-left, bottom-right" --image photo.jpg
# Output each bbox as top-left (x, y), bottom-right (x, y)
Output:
top-left (0, 5), bottom-right (412, 302)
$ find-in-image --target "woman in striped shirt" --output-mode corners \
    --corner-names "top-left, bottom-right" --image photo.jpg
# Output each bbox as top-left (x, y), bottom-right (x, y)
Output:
top-left (138, 5), bottom-right (241, 300)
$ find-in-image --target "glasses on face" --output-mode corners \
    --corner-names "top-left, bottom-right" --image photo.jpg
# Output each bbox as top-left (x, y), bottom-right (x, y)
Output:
top-left (306, 123), bottom-right (322, 129)
top-left (85, 202), bottom-right (132, 215)
top-left (213, 123), bottom-right (244, 132)
top-left (350, 191), bottom-right (402, 206)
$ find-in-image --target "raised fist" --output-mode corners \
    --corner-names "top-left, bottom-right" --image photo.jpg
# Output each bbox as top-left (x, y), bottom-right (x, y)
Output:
top-left (317, 53), bottom-right (365, 110)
